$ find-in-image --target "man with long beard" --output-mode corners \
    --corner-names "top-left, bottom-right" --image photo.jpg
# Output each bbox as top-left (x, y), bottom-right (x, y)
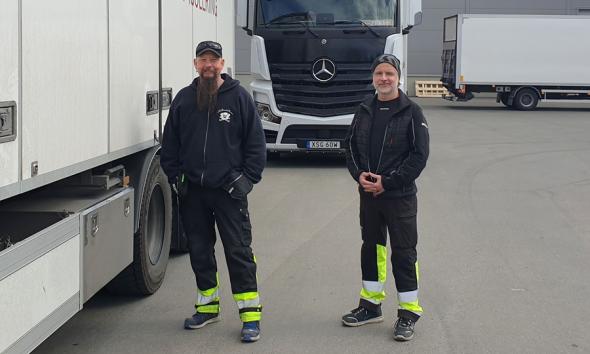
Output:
top-left (161, 41), bottom-right (266, 343)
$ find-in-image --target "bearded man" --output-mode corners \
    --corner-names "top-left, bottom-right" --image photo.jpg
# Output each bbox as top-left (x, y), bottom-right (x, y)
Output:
top-left (161, 40), bottom-right (266, 343)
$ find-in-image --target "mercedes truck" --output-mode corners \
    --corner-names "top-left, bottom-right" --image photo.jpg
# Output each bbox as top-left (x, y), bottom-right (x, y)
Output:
top-left (0, 1), bottom-right (236, 352)
top-left (441, 14), bottom-right (590, 110)
top-left (236, 0), bottom-right (423, 152)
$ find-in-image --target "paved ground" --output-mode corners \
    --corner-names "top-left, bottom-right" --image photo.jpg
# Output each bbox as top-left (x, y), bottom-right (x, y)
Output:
top-left (35, 98), bottom-right (590, 354)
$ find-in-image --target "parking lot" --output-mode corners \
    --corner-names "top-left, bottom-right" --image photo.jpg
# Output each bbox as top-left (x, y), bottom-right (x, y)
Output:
top-left (35, 98), bottom-right (590, 354)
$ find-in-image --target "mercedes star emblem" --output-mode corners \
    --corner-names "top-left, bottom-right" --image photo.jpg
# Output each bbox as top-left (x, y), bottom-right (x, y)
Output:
top-left (312, 58), bottom-right (336, 83)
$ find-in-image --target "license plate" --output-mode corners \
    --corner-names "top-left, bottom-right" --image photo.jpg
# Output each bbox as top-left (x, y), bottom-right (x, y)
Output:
top-left (307, 140), bottom-right (341, 149)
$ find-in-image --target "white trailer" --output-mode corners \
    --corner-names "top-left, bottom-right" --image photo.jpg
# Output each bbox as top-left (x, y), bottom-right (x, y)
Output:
top-left (0, 1), bottom-right (235, 352)
top-left (441, 14), bottom-right (590, 110)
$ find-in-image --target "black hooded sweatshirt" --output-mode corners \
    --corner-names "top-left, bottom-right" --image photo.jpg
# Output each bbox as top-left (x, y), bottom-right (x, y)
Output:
top-left (160, 74), bottom-right (266, 189)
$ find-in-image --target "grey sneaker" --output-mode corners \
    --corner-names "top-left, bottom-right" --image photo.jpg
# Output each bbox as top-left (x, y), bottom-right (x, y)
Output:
top-left (241, 321), bottom-right (261, 342)
top-left (342, 305), bottom-right (383, 327)
top-left (393, 317), bottom-right (415, 341)
top-left (184, 312), bottom-right (220, 329)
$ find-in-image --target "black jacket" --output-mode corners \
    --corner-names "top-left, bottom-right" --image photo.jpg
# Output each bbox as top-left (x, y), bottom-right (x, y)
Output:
top-left (160, 74), bottom-right (266, 190)
top-left (344, 91), bottom-right (429, 198)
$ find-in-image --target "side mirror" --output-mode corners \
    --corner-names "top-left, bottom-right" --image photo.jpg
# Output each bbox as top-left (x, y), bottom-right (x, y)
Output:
top-left (403, 0), bottom-right (422, 34)
top-left (409, 0), bottom-right (423, 26)
top-left (236, 0), bottom-right (253, 36)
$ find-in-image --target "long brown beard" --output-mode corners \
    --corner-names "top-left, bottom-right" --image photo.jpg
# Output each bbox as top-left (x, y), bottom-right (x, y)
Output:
top-left (197, 77), bottom-right (218, 112)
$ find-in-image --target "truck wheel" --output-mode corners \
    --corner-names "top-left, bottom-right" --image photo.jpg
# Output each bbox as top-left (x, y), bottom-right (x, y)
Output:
top-left (513, 88), bottom-right (539, 111)
top-left (108, 156), bottom-right (172, 295)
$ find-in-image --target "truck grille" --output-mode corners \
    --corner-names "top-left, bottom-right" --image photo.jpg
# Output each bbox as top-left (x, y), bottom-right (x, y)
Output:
top-left (270, 62), bottom-right (374, 117)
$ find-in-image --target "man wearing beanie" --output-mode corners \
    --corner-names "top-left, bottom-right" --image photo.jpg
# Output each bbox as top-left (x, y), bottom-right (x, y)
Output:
top-left (160, 40), bottom-right (266, 342)
top-left (342, 54), bottom-right (430, 341)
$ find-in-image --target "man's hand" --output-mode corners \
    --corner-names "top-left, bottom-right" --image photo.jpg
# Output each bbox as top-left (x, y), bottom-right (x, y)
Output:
top-left (359, 172), bottom-right (385, 196)
top-left (359, 172), bottom-right (373, 190)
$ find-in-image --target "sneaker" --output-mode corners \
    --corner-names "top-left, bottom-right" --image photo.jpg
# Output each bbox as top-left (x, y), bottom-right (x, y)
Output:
top-left (393, 317), bottom-right (415, 341)
top-left (342, 305), bottom-right (383, 327)
top-left (184, 312), bottom-right (220, 330)
top-left (241, 321), bottom-right (261, 342)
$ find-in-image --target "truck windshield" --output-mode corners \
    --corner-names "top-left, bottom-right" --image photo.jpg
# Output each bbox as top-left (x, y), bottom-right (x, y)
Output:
top-left (256, 0), bottom-right (397, 27)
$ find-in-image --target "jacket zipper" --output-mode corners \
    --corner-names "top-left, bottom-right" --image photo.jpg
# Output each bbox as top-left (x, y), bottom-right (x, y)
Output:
top-left (349, 117), bottom-right (360, 173)
top-left (201, 106), bottom-right (212, 186)
top-left (375, 127), bottom-right (388, 173)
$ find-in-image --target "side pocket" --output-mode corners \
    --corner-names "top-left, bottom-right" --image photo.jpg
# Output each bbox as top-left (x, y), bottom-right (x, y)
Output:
top-left (239, 204), bottom-right (253, 247)
top-left (394, 195), bottom-right (418, 248)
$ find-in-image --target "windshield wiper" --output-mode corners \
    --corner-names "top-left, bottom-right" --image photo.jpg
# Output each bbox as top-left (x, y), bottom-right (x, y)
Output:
top-left (333, 20), bottom-right (381, 38)
top-left (265, 21), bottom-right (319, 38)
top-left (267, 11), bottom-right (311, 25)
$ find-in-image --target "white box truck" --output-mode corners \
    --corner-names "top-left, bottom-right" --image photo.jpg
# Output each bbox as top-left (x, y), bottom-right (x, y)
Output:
top-left (0, 1), bottom-right (235, 352)
top-left (441, 14), bottom-right (590, 110)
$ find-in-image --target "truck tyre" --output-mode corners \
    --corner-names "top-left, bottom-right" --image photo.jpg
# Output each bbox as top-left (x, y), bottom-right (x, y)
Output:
top-left (108, 156), bottom-right (172, 295)
top-left (513, 88), bottom-right (539, 111)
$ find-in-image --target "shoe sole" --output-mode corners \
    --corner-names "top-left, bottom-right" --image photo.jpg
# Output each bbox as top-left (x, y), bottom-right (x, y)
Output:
top-left (393, 333), bottom-right (414, 341)
top-left (184, 316), bottom-right (220, 330)
top-left (241, 334), bottom-right (260, 343)
top-left (342, 316), bottom-right (384, 327)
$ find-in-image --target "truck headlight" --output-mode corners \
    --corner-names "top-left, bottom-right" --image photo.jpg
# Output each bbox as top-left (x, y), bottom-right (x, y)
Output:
top-left (256, 103), bottom-right (281, 124)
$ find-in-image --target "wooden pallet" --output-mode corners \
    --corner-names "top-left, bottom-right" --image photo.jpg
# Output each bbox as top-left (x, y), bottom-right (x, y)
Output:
top-left (415, 81), bottom-right (449, 97)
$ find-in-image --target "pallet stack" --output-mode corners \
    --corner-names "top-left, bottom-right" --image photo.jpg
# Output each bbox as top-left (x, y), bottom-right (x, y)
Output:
top-left (415, 81), bottom-right (449, 97)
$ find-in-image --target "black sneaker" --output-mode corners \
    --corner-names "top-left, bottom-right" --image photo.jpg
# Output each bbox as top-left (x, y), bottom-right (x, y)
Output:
top-left (342, 305), bottom-right (383, 327)
top-left (393, 317), bottom-right (415, 341)
top-left (184, 312), bottom-right (220, 329)
top-left (241, 321), bottom-right (261, 342)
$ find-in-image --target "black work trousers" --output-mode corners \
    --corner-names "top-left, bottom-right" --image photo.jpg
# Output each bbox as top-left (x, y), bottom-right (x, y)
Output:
top-left (359, 192), bottom-right (422, 321)
top-left (180, 183), bottom-right (258, 296)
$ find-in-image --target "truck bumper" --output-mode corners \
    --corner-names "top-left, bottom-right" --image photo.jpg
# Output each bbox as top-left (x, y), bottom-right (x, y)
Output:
top-left (252, 80), bottom-right (354, 153)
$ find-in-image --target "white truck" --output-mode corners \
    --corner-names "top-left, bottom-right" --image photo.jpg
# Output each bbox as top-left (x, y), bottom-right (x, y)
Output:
top-left (0, 1), bottom-right (235, 352)
top-left (236, 0), bottom-right (423, 153)
top-left (441, 14), bottom-right (590, 110)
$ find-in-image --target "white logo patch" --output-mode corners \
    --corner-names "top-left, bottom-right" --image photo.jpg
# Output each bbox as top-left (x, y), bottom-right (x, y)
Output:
top-left (421, 122), bottom-right (429, 129)
top-left (218, 109), bottom-right (233, 123)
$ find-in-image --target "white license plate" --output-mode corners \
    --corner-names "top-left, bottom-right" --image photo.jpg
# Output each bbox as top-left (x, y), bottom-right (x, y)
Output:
top-left (307, 140), bottom-right (341, 149)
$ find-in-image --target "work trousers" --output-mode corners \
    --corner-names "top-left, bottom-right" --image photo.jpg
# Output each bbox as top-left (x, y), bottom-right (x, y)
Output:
top-left (180, 183), bottom-right (261, 322)
top-left (358, 192), bottom-right (423, 322)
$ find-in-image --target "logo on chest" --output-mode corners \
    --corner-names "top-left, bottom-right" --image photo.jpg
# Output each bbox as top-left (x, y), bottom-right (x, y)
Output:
top-left (217, 109), bottom-right (233, 123)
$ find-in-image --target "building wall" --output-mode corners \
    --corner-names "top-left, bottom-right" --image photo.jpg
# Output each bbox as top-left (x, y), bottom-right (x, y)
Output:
top-left (235, 0), bottom-right (590, 76)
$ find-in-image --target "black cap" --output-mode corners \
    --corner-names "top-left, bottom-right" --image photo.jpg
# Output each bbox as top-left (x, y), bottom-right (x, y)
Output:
top-left (371, 54), bottom-right (401, 74)
top-left (196, 41), bottom-right (223, 58)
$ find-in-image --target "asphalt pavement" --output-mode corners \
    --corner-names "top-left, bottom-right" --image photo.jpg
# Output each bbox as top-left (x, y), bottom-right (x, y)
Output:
top-left (35, 98), bottom-right (590, 354)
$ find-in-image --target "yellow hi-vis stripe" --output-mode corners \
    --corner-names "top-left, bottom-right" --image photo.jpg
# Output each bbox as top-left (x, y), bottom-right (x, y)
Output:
top-left (196, 304), bottom-right (220, 314)
top-left (233, 292), bottom-right (259, 302)
top-left (377, 244), bottom-right (387, 283)
top-left (415, 261), bottom-right (420, 282)
top-left (400, 300), bottom-right (423, 314)
top-left (240, 308), bottom-right (262, 322)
